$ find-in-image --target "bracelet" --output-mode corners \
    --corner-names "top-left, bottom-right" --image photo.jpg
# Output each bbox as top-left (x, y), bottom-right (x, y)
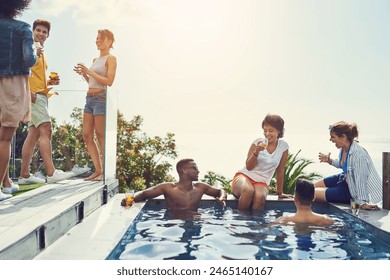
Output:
top-left (253, 153), bottom-right (259, 157)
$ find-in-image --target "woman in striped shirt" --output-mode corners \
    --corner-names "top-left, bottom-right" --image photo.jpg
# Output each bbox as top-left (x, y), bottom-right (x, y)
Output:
top-left (314, 121), bottom-right (382, 210)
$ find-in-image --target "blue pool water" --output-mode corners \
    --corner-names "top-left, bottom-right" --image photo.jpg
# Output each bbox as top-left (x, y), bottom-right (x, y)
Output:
top-left (107, 200), bottom-right (390, 260)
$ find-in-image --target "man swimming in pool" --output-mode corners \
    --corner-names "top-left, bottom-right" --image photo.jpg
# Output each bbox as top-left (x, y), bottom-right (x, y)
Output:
top-left (133, 158), bottom-right (227, 211)
top-left (274, 178), bottom-right (334, 226)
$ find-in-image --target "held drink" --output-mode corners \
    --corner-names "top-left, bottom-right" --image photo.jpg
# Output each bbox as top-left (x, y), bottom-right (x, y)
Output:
top-left (49, 72), bottom-right (58, 80)
top-left (350, 199), bottom-right (359, 215)
top-left (125, 195), bottom-right (133, 205)
top-left (125, 190), bottom-right (135, 207)
top-left (259, 138), bottom-right (268, 148)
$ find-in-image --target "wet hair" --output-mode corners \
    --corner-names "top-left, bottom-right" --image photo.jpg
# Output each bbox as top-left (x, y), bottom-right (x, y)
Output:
top-left (33, 19), bottom-right (51, 33)
top-left (176, 158), bottom-right (195, 175)
top-left (329, 121), bottom-right (359, 143)
top-left (262, 114), bottom-right (285, 138)
top-left (0, 0), bottom-right (31, 18)
top-left (294, 178), bottom-right (314, 206)
top-left (98, 29), bottom-right (115, 48)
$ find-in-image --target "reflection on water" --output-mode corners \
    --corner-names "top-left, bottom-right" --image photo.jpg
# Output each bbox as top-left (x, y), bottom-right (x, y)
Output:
top-left (107, 202), bottom-right (390, 260)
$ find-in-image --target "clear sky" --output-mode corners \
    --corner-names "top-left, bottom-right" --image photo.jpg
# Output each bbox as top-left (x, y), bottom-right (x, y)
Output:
top-left (18, 0), bottom-right (390, 180)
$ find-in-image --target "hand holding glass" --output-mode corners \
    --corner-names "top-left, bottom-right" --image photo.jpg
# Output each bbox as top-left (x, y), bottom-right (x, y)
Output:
top-left (48, 72), bottom-right (60, 85)
top-left (258, 138), bottom-right (268, 149)
top-left (74, 63), bottom-right (85, 75)
top-left (125, 190), bottom-right (135, 207)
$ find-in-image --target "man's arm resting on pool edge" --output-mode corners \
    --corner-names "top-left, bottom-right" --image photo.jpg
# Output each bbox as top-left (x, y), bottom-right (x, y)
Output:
top-left (134, 184), bottom-right (166, 203)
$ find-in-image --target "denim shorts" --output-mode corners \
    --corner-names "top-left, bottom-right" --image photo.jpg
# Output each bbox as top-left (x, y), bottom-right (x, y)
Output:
top-left (84, 93), bottom-right (106, 115)
top-left (324, 173), bottom-right (352, 203)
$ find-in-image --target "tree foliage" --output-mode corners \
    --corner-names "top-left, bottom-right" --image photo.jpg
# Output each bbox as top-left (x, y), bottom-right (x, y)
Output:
top-left (51, 108), bottom-right (89, 171)
top-left (202, 171), bottom-right (232, 194)
top-left (14, 108), bottom-right (178, 192)
top-left (116, 112), bottom-right (177, 192)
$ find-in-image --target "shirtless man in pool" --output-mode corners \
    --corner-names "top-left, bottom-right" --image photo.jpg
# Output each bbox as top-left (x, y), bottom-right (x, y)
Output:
top-left (274, 178), bottom-right (334, 226)
top-left (133, 159), bottom-right (227, 211)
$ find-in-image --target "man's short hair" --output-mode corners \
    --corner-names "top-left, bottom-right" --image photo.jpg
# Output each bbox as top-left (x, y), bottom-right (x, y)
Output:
top-left (33, 19), bottom-right (51, 33)
top-left (294, 178), bottom-right (314, 205)
top-left (176, 158), bottom-right (194, 175)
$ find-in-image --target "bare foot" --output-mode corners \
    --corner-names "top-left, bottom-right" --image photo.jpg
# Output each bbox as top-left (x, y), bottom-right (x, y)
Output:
top-left (84, 171), bottom-right (103, 181)
top-left (92, 173), bottom-right (103, 181)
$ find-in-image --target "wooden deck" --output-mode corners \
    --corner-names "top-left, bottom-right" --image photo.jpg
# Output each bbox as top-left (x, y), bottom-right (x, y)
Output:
top-left (0, 178), bottom-right (118, 260)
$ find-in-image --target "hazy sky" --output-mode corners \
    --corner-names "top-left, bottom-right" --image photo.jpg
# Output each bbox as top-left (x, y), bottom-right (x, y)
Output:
top-left (18, 0), bottom-right (390, 180)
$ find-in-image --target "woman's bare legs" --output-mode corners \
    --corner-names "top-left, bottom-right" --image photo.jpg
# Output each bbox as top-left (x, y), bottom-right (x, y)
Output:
top-left (232, 176), bottom-right (255, 209)
top-left (92, 115), bottom-right (105, 181)
top-left (251, 185), bottom-right (268, 210)
top-left (0, 126), bottom-right (16, 185)
top-left (83, 113), bottom-right (104, 181)
top-left (314, 179), bottom-right (328, 202)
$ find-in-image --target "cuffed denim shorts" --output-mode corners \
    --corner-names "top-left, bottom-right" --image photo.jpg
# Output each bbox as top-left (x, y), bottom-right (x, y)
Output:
top-left (84, 92), bottom-right (106, 115)
top-left (324, 173), bottom-right (352, 204)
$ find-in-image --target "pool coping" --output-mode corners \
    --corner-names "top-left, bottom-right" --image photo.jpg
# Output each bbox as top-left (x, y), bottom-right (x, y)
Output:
top-left (0, 178), bottom-right (119, 260)
top-left (33, 194), bottom-right (390, 260)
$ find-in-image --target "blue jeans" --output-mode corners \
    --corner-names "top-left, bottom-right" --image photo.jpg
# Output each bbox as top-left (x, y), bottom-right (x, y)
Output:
top-left (324, 173), bottom-right (352, 204)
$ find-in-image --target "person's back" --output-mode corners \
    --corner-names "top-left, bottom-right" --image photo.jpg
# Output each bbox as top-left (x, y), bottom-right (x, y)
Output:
top-left (0, 0), bottom-right (36, 200)
top-left (275, 179), bottom-right (334, 226)
top-left (278, 211), bottom-right (334, 226)
top-left (0, 18), bottom-right (36, 76)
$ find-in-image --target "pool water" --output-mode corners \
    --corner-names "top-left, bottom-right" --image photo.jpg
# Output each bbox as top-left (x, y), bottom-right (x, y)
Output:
top-left (106, 200), bottom-right (390, 260)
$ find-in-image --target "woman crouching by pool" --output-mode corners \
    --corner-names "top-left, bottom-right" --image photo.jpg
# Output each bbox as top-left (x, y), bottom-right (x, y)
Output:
top-left (232, 114), bottom-right (293, 210)
top-left (314, 121), bottom-right (382, 210)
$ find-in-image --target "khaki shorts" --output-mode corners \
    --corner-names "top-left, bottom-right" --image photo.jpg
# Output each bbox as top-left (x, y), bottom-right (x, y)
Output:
top-left (0, 75), bottom-right (31, 127)
top-left (29, 93), bottom-right (51, 127)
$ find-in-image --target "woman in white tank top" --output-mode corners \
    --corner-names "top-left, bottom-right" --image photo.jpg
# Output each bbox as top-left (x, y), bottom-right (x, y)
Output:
top-left (74, 29), bottom-right (117, 181)
top-left (231, 114), bottom-right (293, 210)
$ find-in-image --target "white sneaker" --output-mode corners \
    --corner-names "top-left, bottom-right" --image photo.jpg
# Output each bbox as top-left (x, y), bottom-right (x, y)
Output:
top-left (0, 191), bottom-right (12, 201)
top-left (34, 171), bottom-right (46, 180)
top-left (71, 165), bottom-right (91, 176)
top-left (18, 174), bottom-right (46, 185)
top-left (2, 182), bottom-right (20, 194)
top-left (46, 170), bottom-right (75, 183)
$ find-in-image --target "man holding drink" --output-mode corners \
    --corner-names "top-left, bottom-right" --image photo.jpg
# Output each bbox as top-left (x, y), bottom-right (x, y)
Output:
top-left (18, 19), bottom-right (74, 185)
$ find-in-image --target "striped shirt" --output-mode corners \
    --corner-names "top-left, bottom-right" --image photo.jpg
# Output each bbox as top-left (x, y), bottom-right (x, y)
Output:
top-left (331, 141), bottom-right (382, 206)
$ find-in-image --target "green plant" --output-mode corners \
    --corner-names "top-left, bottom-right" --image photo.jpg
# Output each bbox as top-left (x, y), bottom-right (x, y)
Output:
top-left (202, 171), bottom-right (232, 194)
top-left (270, 150), bottom-right (322, 194)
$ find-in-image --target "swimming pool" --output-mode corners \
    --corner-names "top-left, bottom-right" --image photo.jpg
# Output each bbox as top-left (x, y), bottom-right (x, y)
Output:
top-left (106, 200), bottom-right (390, 260)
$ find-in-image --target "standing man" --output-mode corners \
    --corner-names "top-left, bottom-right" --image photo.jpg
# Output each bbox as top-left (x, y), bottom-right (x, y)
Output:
top-left (18, 19), bottom-right (74, 185)
top-left (0, 0), bottom-right (36, 200)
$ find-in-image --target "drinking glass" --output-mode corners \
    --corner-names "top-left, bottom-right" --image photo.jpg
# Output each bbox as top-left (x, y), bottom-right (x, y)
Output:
top-left (76, 63), bottom-right (85, 81)
top-left (259, 138), bottom-right (268, 149)
top-left (125, 189), bottom-right (135, 206)
top-left (350, 199), bottom-right (359, 215)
